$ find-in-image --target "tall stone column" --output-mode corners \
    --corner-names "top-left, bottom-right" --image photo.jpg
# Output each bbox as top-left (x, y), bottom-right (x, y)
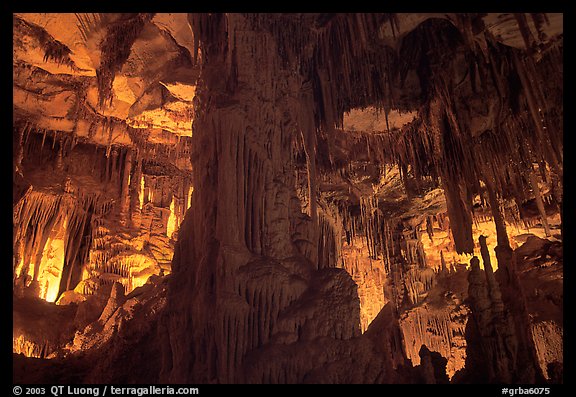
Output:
top-left (109, 148), bottom-right (119, 188)
top-left (129, 151), bottom-right (143, 228)
top-left (162, 14), bottom-right (310, 383)
top-left (120, 148), bottom-right (132, 225)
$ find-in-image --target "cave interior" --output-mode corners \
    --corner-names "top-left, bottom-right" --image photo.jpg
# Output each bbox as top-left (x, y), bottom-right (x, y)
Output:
top-left (12, 12), bottom-right (563, 384)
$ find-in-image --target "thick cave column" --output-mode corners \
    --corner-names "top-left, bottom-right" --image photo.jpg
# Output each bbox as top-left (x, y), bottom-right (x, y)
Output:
top-left (430, 99), bottom-right (475, 255)
top-left (441, 174), bottom-right (474, 254)
top-left (162, 14), bottom-right (310, 383)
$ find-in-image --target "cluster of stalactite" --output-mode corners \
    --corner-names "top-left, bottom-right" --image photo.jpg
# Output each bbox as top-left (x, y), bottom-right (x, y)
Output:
top-left (244, 14), bottom-right (559, 148)
top-left (191, 12), bottom-right (562, 258)
top-left (15, 116), bottom-right (192, 205)
top-left (14, 52), bottom-right (193, 171)
top-left (13, 188), bottom-right (113, 301)
top-left (332, 99), bottom-right (560, 251)
top-left (95, 13), bottom-right (155, 107)
top-left (75, 13), bottom-right (105, 42)
top-left (13, 14), bottom-right (78, 69)
top-left (75, 106), bottom-right (188, 165)
top-left (244, 13), bottom-right (402, 126)
top-left (335, 197), bottom-right (432, 277)
top-left (89, 152), bottom-right (190, 291)
top-left (279, 14), bottom-right (563, 256)
top-left (13, 335), bottom-right (54, 359)
top-left (408, 20), bottom-right (561, 252)
top-left (326, 120), bottom-right (556, 252)
top-left (85, 233), bottom-right (139, 296)
top-left (13, 119), bottom-right (191, 303)
top-left (399, 298), bottom-right (469, 379)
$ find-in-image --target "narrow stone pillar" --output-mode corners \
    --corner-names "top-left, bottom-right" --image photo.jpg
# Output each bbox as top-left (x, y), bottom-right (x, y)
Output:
top-left (14, 125), bottom-right (25, 177)
top-left (129, 151), bottom-right (143, 228)
top-left (528, 170), bottom-right (551, 236)
top-left (55, 143), bottom-right (64, 171)
top-left (110, 148), bottom-right (119, 188)
top-left (483, 176), bottom-right (510, 250)
top-left (120, 148), bottom-right (133, 225)
top-left (440, 250), bottom-right (447, 273)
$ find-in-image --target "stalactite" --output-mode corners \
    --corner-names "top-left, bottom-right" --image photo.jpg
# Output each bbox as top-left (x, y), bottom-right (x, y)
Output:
top-left (96, 13), bottom-right (155, 107)
top-left (514, 13), bottom-right (537, 53)
top-left (55, 144), bottom-right (64, 171)
top-left (38, 129), bottom-right (47, 152)
top-left (13, 188), bottom-right (112, 302)
top-left (441, 174), bottom-right (474, 255)
top-left (512, 52), bottom-right (561, 177)
top-left (14, 15), bottom-right (77, 69)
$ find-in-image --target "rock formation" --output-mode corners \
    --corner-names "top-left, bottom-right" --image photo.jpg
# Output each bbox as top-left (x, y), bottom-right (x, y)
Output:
top-left (12, 13), bottom-right (562, 384)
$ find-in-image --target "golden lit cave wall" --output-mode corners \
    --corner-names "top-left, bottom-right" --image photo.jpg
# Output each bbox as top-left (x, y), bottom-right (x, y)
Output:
top-left (13, 130), bottom-right (193, 303)
top-left (13, 190), bottom-right (105, 302)
top-left (336, 201), bottom-right (560, 333)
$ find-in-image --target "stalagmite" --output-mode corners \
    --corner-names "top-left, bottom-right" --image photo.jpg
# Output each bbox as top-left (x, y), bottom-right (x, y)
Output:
top-left (482, 175), bottom-right (510, 251)
top-left (478, 235), bottom-right (504, 316)
top-left (527, 170), bottom-right (551, 237)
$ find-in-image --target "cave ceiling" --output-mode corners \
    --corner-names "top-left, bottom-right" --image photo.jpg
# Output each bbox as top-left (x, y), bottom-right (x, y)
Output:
top-left (13, 13), bottom-right (562, 145)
